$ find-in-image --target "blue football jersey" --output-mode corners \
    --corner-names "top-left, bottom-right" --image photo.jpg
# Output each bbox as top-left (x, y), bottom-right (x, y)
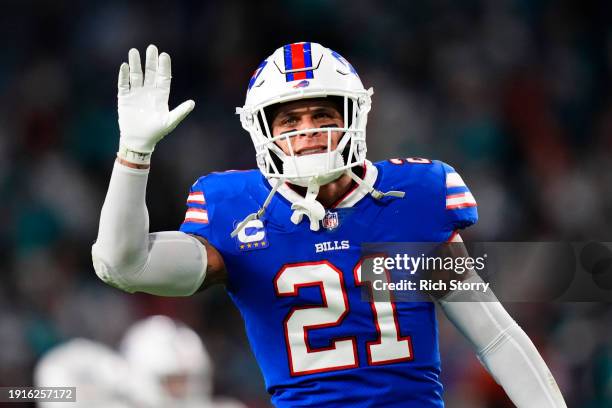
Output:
top-left (180, 159), bottom-right (477, 407)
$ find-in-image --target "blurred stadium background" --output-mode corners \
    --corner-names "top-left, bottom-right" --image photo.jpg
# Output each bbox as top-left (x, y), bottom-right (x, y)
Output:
top-left (0, 0), bottom-right (610, 406)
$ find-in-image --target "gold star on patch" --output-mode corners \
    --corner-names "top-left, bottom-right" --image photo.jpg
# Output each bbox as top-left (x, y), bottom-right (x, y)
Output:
top-left (247, 243), bottom-right (252, 248)
top-left (240, 244), bottom-right (245, 249)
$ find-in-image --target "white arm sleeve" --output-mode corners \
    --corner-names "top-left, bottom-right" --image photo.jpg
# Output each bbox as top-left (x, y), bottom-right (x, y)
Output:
top-left (438, 274), bottom-right (567, 408)
top-left (91, 162), bottom-right (206, 296)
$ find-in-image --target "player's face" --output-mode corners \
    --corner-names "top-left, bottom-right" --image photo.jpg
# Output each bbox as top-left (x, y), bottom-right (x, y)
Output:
top-left (271, 99), bottom-right (344, 156)
top-left (161, 373), bottom-right (189, 399)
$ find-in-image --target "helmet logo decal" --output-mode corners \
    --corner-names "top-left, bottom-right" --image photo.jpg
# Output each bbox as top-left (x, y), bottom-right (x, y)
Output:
top-left (330, 50), bottom-right (359, 77)
top-left (293, 80), bottom-right (310, 88)
top-left (283, 42), bottom-right (315, 82)
top-left (248, 59), bottom-right (268, 90)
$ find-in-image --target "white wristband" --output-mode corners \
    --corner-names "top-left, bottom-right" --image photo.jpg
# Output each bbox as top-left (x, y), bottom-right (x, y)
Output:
top-left (117, 144), bottom-right (152, 165)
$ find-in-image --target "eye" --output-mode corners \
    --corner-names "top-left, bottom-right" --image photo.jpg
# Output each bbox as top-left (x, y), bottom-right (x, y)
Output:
top-left (280, 116), bottom-right (298, 126)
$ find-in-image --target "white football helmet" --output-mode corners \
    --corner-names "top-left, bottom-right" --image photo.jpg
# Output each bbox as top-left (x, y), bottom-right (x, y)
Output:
top-left (237, 42), bottom-right (372, 187)
top-left (231, 43), bottom-right (403, 237)
top-left (120, 316), bottom-right (212, 407)
top-left (34, 338), bottom-right (161, 408)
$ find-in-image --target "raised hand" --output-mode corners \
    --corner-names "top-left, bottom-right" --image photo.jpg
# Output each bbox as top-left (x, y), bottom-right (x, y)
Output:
top-left (117, 45), bottom-right (194, 156)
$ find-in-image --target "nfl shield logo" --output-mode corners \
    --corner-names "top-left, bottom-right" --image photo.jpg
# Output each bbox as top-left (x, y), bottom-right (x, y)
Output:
top-left (322, 211), bottom-right (339, 230)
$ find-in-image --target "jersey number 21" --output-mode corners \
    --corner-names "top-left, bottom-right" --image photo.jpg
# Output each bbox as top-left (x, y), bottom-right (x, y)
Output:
top-left (274, 259), bottom-right (413, 376)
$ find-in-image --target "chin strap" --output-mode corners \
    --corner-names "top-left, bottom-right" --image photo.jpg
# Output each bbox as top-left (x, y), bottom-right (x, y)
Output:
top-left (230, 181), bottom-right (282, 238)
top-left (287, 168), bottom-right (406, 232)
top-left (290, 180), bottom-right (326, 231)
top-left (230, 167), bottom-right (407, 237)
top-left (346, 168), bottom-right (406, 200)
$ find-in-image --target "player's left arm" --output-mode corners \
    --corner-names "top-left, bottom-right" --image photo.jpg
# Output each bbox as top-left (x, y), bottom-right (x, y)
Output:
top-left (433, 234), bottom-right (567, 407)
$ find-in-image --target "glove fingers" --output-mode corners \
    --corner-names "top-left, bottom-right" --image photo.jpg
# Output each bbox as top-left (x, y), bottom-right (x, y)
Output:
top-left (128, 48), bottom-right (143, 88)
top-left (144, 44), bottom-right (158, 87)
top-left (166, 100), bottom-right (195, 132)
top-left (117, 62), bottom-right (130, 96)
top-left (156, 52), bottom-right (172, 91)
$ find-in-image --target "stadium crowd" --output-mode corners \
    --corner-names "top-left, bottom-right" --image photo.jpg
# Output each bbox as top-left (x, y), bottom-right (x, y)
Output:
top-left (0, 1), bottom-right (610, 406)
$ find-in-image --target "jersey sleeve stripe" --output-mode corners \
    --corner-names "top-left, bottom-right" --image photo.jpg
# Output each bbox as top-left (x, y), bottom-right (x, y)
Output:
top-left (446, 192), bottom-right (477, 209)
top-left (184, 208), bottom-right (209, 223)
top-left (187, 192), bottom-right (206, 204)
top-left (445, 172), bottom-right (466, 188)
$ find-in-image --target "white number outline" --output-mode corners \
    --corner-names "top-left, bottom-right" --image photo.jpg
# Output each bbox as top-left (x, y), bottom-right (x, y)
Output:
top-left (274, 260), bottom-right (359, 376)
top-left (353, 258), bottom-right (413, 365)
top-left (274, 259), bottom-right (413, 376)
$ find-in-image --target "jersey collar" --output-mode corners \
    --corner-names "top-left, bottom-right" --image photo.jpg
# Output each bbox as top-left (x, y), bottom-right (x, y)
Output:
top-left (270, 160), bottom-right (378, 209)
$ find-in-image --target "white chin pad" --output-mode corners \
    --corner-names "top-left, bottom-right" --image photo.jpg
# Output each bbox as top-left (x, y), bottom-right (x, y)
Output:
top-left (283, 151), bottom-right (345, 187)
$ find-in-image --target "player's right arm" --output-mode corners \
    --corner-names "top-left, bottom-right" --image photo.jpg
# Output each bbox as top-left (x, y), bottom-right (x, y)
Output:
top-left (91, 45), bottom-right (225, 296)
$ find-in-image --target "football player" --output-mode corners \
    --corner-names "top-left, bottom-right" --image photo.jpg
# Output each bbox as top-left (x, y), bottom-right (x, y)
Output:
top-left (92, 42), bottom-right (567, 407)
top-left (120, 315), bottom-right (246, 408)
top-left (34, 338), bottom-right (161, 407)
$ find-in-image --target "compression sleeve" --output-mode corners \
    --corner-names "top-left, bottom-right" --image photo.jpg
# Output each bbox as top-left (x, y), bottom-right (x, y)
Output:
top-left (438, 274), bottom-right (567, 407)
top-left (91, 161), bottom-right (206, 296)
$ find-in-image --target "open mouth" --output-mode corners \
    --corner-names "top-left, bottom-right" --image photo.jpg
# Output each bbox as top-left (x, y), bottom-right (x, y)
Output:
top-left (295, 146), bottom-right (328, 156)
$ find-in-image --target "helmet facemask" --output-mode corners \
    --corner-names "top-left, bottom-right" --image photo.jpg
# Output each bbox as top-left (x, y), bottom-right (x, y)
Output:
top-left (232, 42), bottom-right (392, 236)
top-left (243, 92), bottom-right (371, 188)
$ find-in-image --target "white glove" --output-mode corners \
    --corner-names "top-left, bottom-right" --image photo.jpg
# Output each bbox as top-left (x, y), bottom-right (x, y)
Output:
top-left (117, 44), bottom-right (194, 163)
